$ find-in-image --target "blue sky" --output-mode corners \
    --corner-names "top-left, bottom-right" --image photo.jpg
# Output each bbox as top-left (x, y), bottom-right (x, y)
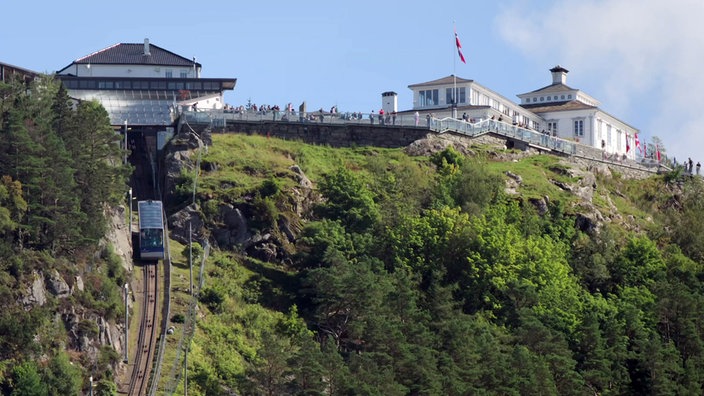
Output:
top-left (3, 0), bottom-right (702, 162)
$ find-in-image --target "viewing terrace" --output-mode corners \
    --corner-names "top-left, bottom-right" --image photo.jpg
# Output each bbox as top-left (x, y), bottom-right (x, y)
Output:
top-left (179, 109), bottom-right (667, 176)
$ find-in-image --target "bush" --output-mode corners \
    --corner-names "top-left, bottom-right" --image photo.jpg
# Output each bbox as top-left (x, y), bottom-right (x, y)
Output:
top-left (171, 313), bottom-right (186, 323)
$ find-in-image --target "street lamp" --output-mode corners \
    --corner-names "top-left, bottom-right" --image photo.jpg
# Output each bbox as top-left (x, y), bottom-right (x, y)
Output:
top-left (124, 283), bottom-right (129, 363)
top-left (124, 120), bottom-right (128, 165)
top-left (89, 376), bottom-right (93, 396)
top-left (128, 188), bottom-right (133, 236)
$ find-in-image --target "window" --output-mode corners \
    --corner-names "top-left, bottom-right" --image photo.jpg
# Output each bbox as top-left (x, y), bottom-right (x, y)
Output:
top-left (445, 87), bottom-right (466, 104)
top-left (165, 70), bottom-right (173, 78)
top-left (532, 97), bottom-right (537, 103)
top-left (419, 89), bottom-right (439, 107)
top-left (540, 97), bottom-right (544, 102)
top-left (547, 121), bottom-right (558, 134)
top-left (568, 94), bottom-right (572, 99)
top-left (574, 119), bottom-right (584, 136)
top-left (180, 70), bottom-right (188, 78)
top-left (561, 95), bottom-right (565, 100)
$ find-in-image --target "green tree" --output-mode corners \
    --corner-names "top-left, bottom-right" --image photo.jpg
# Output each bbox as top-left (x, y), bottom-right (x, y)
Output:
top-left (43, 351), bottom-right (82, 396)
top-left (10, 361), bottom-right (47, 396)
top-left (316, 167), bottom-right (380, 233)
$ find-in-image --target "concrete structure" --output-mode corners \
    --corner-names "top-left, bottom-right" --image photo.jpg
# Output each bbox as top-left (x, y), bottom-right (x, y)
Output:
top-left (56, 38), bottom-right (236, 126)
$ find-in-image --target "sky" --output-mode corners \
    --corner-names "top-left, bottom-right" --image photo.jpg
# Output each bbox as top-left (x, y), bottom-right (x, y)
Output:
top-left (3, 0), bottom-right (703, 162)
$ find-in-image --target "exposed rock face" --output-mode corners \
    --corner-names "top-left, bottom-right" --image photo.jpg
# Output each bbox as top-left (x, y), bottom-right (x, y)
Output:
top-left (46, 269), bottom-right (70, 298)
top-left (74, 276), bottom-right (84, 293)
top-left (529, 197), bottom-right (550, 216)
top-left (22, 271), bottom-right (47, 308)
top-left (210, 203), bottom-right (251, 249)
top-left (405, 137), bottom-right (474, 157)
top-left (290, 165), bottom-right (313, 189)
top-left (168, 203), bottom-right (206, 245)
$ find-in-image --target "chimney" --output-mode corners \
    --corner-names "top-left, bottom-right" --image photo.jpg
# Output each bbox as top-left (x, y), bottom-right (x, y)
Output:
top-left (381, 91), bottom-right (398, 114)
top-left (144, 38), bottom-right (151, 56)
top-left (550, 65), bottom-right (568, 85)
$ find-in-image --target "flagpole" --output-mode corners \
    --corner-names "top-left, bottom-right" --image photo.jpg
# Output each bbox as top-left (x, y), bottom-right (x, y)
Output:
top-left (452, 21), bottom-right (457, 119)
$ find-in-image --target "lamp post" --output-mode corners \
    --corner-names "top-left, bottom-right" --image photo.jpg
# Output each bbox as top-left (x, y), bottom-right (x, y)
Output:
top-left (124, 120), bottom-right (128, 165)
top-left (124, 283), bottom-right (129, 363)
top-left (89, 376), bottom-right (93, 396)
top-left (128, 188), bottom-right (132, 236)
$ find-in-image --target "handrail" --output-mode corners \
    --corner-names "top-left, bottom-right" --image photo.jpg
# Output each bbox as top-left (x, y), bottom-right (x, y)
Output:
top-left (182, 109), bottom-right (661, 174)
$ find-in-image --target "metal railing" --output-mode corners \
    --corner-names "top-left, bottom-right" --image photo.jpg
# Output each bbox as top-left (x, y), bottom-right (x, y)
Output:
top-left (182, 109), bottom-right (665, 174)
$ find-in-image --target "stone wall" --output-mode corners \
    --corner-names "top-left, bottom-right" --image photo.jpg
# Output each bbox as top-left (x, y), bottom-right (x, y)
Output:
top-left (215, 120), bottom-right (431, 148)
top-left (183, 118), bottom-right (661, 180)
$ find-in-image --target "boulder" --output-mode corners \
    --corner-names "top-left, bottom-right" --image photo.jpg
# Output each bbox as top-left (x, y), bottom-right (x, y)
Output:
top-left (290, 165), bottom-right (313, 189)
top-left (168, 203), bottom-right (206, 245)
top-left (22, 272), bottom-right (47, 308)
top-left (46, 269), bottom-right (70, 298)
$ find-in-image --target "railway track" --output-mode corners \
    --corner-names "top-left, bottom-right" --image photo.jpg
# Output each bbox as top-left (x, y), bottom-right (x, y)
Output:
top-left (128, 261), bottom-right (159, 396)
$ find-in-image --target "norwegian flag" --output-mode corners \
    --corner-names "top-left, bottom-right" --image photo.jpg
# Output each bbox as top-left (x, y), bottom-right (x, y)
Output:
top-left (626, 134), bottom-right (631, 153)
top-left (635, 133), bottom-right (641, 153)
top-left (455, 30), bottom-right (466, 64)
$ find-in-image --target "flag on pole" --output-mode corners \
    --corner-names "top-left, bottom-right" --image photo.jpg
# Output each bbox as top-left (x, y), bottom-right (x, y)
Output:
top-left (656, 144), bottom-right (661, 162)
top-left (455, 30), bottom-right (466, 64)
top-left (626, 134), bottom-right (631, 153)
top-left (635, 133), bottom-right (641, 153)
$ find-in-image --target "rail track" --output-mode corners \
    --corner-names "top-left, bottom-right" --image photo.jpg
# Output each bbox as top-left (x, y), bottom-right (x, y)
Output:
top-left (128, 261), bottom-right (159, 396)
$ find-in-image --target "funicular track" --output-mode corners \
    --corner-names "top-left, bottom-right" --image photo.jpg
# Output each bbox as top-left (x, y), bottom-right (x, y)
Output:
top-left (125, 129), bottom-right (164, 396)
top-left (128, 261), bottom-right (159, 396)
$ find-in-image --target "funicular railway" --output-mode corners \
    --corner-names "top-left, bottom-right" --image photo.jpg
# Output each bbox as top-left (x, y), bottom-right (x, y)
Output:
top-left (124, 127), bottom-right (169, 396)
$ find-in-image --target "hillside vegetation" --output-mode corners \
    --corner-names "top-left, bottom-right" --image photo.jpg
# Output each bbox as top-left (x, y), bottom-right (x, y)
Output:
top-left (166, 132), bottom-right (704, 395)
top-left (0, 77), bottom-right (129, 394)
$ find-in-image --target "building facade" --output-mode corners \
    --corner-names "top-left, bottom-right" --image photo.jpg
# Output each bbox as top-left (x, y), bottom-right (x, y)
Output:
top-left (401, 66), bottom-right (638, 158)
top-left (56, 39), bottom-right (236, 126)
top-left (518, 66), bottom-right (638, 159)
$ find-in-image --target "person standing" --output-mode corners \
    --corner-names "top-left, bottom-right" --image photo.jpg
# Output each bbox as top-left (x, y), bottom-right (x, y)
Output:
top-left (697, 162), bottom-right (701, 176)
top-left (414, 111), bottom-right (420, 126)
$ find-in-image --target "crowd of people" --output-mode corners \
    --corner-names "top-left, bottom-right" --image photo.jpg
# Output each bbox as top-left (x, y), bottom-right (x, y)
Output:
top-left (678, 157), bottom-right (702, 176)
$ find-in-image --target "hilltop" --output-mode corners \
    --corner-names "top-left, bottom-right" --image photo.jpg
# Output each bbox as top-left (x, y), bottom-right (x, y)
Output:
top-left (157, 130), bottom-right (704, 395)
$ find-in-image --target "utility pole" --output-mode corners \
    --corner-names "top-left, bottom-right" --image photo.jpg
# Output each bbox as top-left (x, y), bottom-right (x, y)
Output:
top-left (124, 283), bottom-right (129, 363)
top-left (124, 120), bottom-right (128, 165)
top-left (184, 344), bottom-right (188, 396)
top-left (128, 188), bottom-right (133, 237)
top-left (189, 222), bottom-right (193, 296)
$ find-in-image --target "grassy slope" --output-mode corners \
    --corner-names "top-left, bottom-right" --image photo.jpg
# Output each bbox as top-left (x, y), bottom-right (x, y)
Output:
top-left (163, 133), bottom-right (663, 393)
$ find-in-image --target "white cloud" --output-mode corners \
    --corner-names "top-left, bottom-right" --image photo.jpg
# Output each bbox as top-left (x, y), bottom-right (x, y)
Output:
top-left (495, 0), bottom-right (704, 160)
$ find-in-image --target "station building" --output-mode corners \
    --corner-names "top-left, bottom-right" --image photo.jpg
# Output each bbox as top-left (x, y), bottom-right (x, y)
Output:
top-left (55, 38), bottom-right (236, 128)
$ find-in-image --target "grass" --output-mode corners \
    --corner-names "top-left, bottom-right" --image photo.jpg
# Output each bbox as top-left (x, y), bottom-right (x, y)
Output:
top-left (156, 238), bottom-right (202, 393)
top-left (201, 134), bottom-right (415, 200)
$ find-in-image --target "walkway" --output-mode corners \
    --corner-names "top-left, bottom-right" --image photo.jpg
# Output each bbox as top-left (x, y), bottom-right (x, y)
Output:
top-left (181, 109), bottom-right (665, 175)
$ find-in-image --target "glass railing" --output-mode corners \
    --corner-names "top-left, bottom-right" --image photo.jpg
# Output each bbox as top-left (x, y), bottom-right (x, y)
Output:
top-left (183, 110), bottom-right (670, 170)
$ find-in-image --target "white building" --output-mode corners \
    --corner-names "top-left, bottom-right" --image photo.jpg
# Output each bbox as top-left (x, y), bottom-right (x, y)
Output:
top-left (403, 75), bottom-right (543, 130)
top-left (518, 66), bottom-right (638, 159)
top-left (397, 66), bottom-right (638, 158)
top-left (56, 38), bottom-right (236, 126)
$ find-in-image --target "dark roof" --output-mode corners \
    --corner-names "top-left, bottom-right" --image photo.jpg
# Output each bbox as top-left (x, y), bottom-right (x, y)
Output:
top-left (522, 82), bottom-right (575, 95)
top-left (58, 41), bottom-right (199, 72)
top-left (550, 65), bottom-right (569, 73)
top-left (408, 75), bottom-right (473, 88)
top-left (521, 100), bottom-right (596, 113)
